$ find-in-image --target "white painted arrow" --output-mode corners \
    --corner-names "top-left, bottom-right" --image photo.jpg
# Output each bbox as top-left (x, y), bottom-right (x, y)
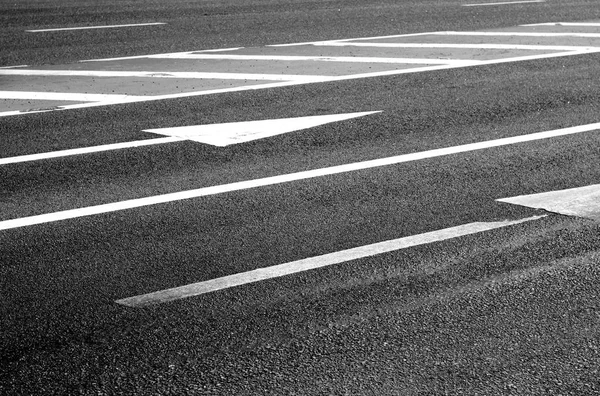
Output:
top-left (497, 184), bottom-right (600, 221)
top-left (143, 111), bottom-right (381, 146)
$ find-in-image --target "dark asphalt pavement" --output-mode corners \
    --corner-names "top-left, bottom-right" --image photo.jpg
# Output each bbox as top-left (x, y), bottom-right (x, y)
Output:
top-left (2, 0), bottom-right (600, 394)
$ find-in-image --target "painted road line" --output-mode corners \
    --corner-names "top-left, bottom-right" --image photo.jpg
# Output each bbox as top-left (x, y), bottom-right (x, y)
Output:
top-left (81, 48), bottom-right (244, 62)
top-left (0, 69), bottom-right (328, 82)
top-left (523, 22), bottom-right (600, 27)
top-left (145, 111), bottom-right (381, 146)
top-left (1, 122), bottom-right (599, 231)
top-left (116, 215), bottom-right (546, 307)
top-left (152, 53), bottom-right (481, 65)
top-left (0, 137), bottom-right (181, 166)
top-left (498, 184), bottom-right (600, 221)
top-left (26, 22), bottom-right (166, 33)
top-left (463, 0), bottom-right (544, 6)
top-left (313, 42), bottom-right (600, 51)
top-left (434, 31), bottom-right (600, 38)
top-left (0, 91), bottom-right (145, 102)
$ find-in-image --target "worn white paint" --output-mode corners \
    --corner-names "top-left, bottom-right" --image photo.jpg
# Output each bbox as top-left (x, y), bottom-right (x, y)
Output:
top-left (0, 90), bottom-right (144, 102)
top-left (116, 215), bottom-right (545, 306)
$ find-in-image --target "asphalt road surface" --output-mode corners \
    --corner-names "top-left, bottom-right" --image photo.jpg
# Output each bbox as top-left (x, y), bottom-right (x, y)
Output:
top-left (2, 0), bottom-right (600, 394)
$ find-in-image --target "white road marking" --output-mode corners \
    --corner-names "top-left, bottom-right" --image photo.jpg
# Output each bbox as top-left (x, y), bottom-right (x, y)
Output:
top-left (0, 137), bottom-right (181, 166)
top-left (0, 69), bottom-right (327, 82)
top-left (145, 111), bottom-right (381, 146)
top-left (25, 22), bottom-right (166, 33)
top-left (151, 53), bottom-right (480, 65)
top-left (434, 31), bottom-right (600, 38)
top-left (0, 90), bottom-right (145, 102)
top-left (523, 22), bottom-right (600, 27)
top-left (462, 0), bottom-right (545, 6)
top-left (1, 122), bottom-right (599, 231)
top-left (80, 48), bottom-right (244, 63)
top-left (498, 184), bottom-right (600, 221)
top-left (116, 215), bottom-right (546, 307)
top-left (314, 42), bottom-right (599, 51)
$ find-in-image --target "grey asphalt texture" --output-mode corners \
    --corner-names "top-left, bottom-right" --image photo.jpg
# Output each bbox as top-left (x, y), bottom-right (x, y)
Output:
top-left (2, 0), bottom-right (600, 394)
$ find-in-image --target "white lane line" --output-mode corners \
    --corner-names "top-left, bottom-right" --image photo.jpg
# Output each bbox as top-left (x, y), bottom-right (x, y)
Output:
top-left (312, 42), bottom-right (596, 51)
top-left (26, 22), bottom-right (166, 33)
top-left (498, 184), bottom-right (600, 221)
top-left (0, 69), bottom-right (327, 82)
top-left (1, 122), bottom-right (599, 231)
top-left (523, 22), bottom-right (600, 27)
top-left (268, 32), bottom-right (437, 47)
top-left (152, 53), bottom-right (481, 65)
top-left (0, 137), bottom-right (181, 166)
top-left (0, 90), bottom-right (145, 102)
top-left (116, 215), bottom-right (546, 307)
top-left (434, 31), bottom-right (600, 38)
top-left (463, 0), bottom-right (545, 6)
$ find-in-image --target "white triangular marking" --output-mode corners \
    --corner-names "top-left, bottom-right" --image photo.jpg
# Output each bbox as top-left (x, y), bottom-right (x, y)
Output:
top-left (497, 184), bottom-right (600, 221)
top-left (144, 111), bottom-right (381, 146)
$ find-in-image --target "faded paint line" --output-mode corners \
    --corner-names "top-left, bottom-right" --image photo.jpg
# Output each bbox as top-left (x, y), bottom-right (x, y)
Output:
top-left (1, 122), bottom-right (599, 231)
top-left (26, 22), bottom-right (166, 32)
top-left (0, 137), bottom-right (181, 166)
top-left (153, 53), bottom-right (481, 65)
top-left (0, 69), bottom-right (327, 82)
top-left (116, 215), bottom-right (546, 307)
top-left (463, 0), bottom-right (544, 6)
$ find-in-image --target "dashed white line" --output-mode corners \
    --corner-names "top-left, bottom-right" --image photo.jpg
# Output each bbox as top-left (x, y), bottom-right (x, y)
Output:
top-left (1, 122), bottom-right (599, 231)
top-left (26, 22), bottom-right (166, 33)
top-left (116, 215), bottom-right (546, 306)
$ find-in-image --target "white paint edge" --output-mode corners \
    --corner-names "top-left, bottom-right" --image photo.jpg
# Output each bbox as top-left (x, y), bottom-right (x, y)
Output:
top-left (268, 32), bottom-right (436, 47)
top-left (116, 215), bottom-right (546, 306)
top-left (1, 122), bottom-right (599, 231)
top-left (463, 0), bottom-right (544, 6)
top-left (0, 69), bottom-right (328, 82)
top-left (26, 22), bottom-right (166, 33)
top-left (0, 137), bottom-right (181, 166)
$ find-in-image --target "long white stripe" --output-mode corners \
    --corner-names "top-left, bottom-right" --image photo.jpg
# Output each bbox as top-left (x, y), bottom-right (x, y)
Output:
top-left (268, 32), bottom-right (436, 47)
top-left (435, 31), bottom-right (600, 38)
top-left (0, 137), bottom-right (181, 166)
top-left (1, 123), bottom-right (599, 231)
top-left (116, 215), bottom-right (545, 306)
top-left (151, 53), bottom-right (480, 65)
top-left (0, 69), bottom-right (327, 82)
top-left (26, 22), bottom-right (166, 33)
top-left (523, 22), bottom-right (600, 27)
top-left (0, 90), bottom-right (145, 102)
top-left (314, 42), bottom-right (598, 51)
top-left (463, 0), bottom-right (544, 6)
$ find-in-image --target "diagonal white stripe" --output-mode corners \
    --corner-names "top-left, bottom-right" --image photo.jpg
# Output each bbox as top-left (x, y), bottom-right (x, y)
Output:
top-left (116, 215), bottom-right (546, 306)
